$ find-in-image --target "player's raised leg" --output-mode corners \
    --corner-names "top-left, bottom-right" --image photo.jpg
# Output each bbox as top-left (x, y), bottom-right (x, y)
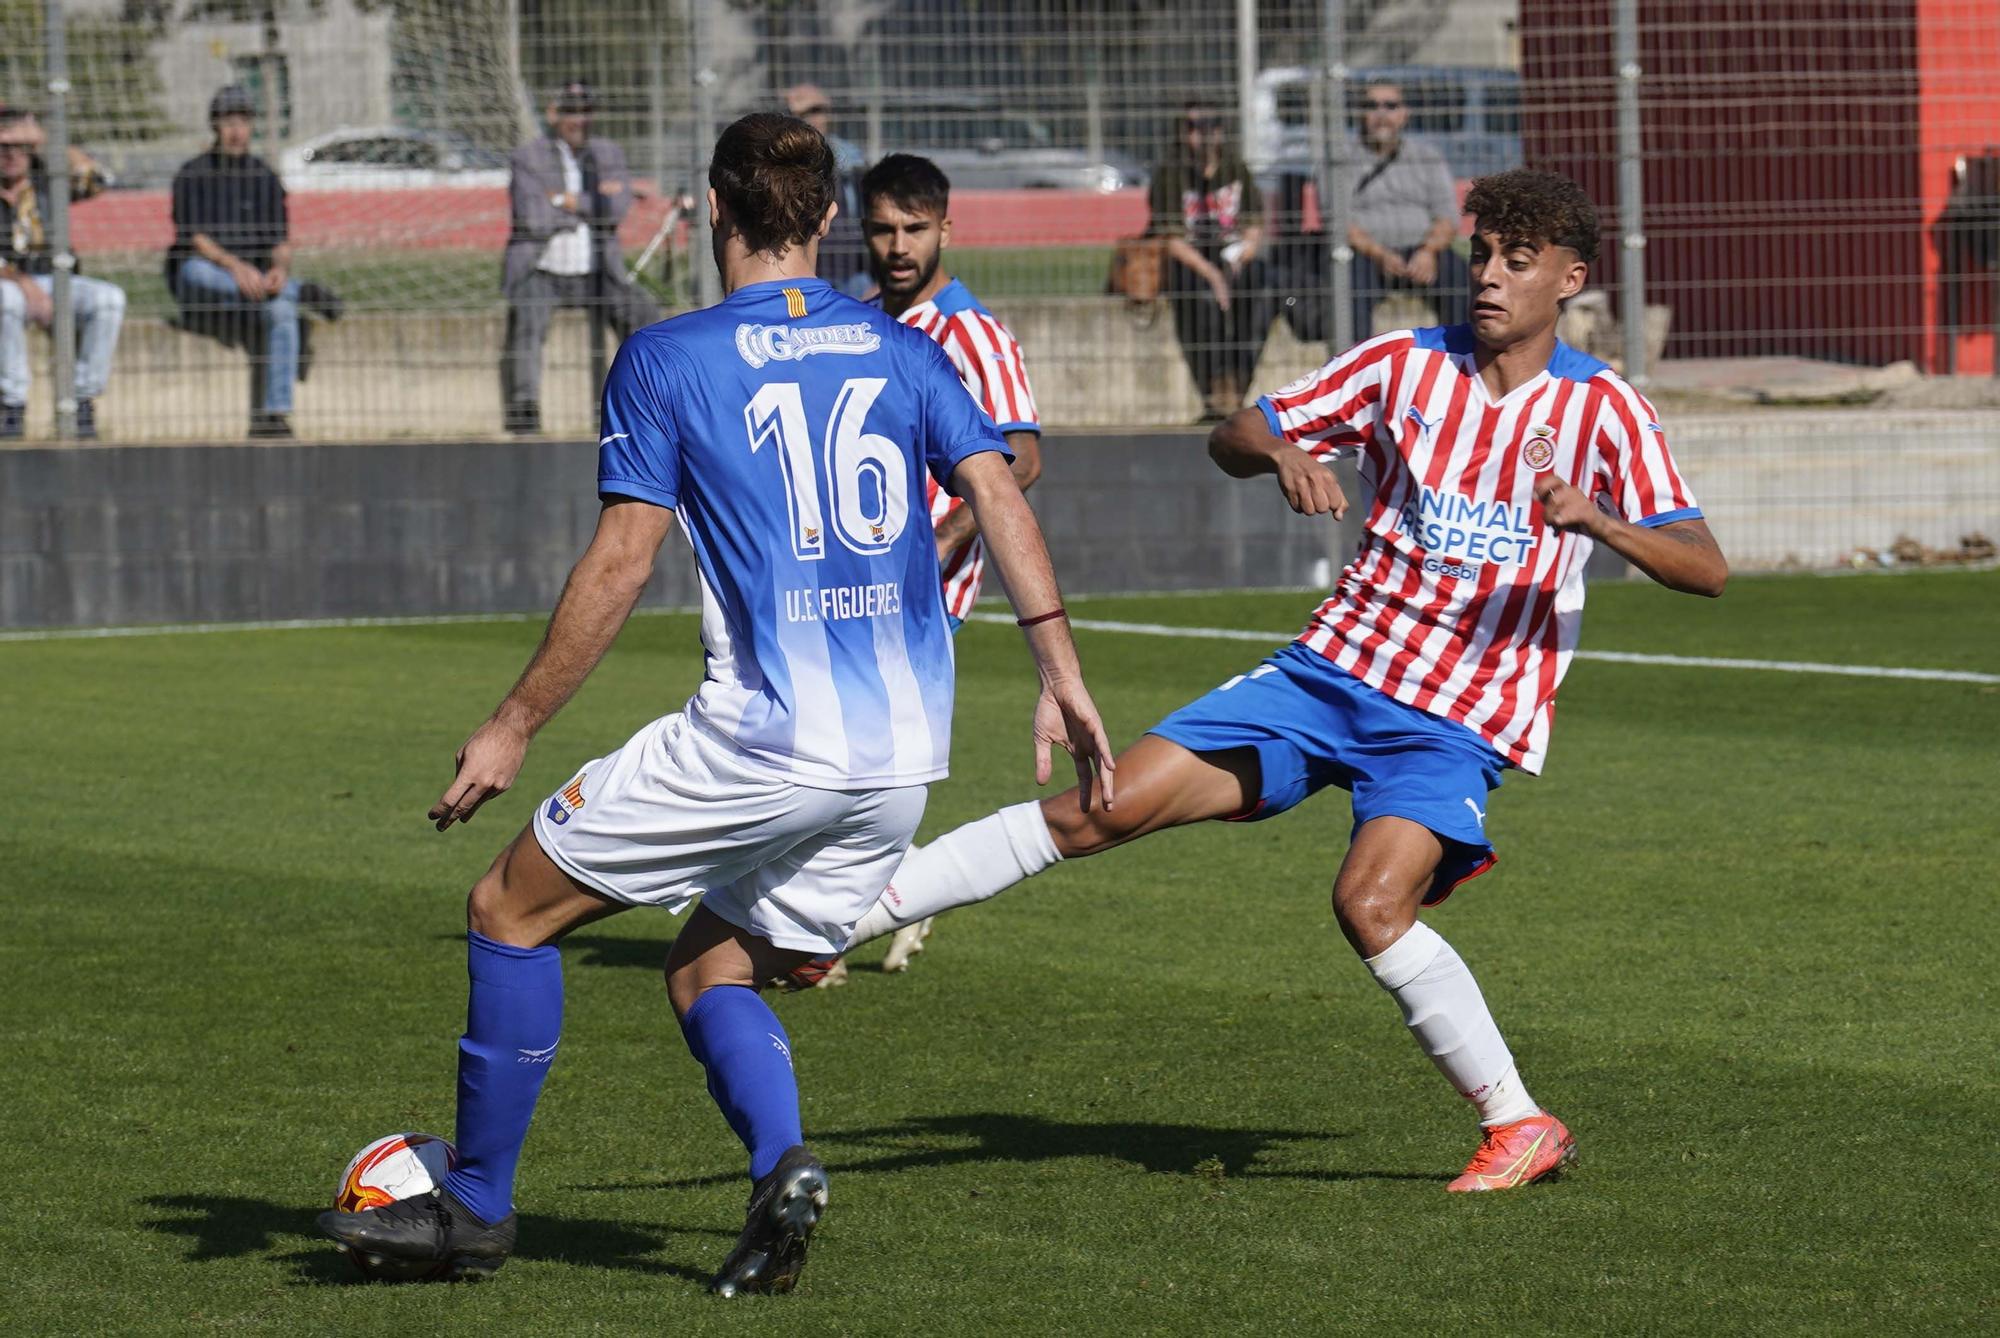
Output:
top-left (1335, 816), bottom-right (1573, 1191)
top-left (845, 733), bottom-right (1258, 950)
top-left (318, 825), bottom-right (624, 1276)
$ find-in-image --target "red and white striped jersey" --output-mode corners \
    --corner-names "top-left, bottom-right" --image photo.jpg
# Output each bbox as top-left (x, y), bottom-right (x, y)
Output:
top-left (884, 278), bottom-right (1041, 619)
top-left (1259, 325), bottom-right (1702, 773)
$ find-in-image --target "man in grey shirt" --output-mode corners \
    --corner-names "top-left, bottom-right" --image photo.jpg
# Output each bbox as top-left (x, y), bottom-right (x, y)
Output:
top-left (1345, 81), bottom-right (1469, 341)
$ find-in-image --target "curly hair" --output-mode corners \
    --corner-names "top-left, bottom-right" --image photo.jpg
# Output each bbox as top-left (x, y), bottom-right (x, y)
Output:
top-left (1463, 169), bottom-right (1600, 265)
top-left (709, 112), bottom-right (837, 258)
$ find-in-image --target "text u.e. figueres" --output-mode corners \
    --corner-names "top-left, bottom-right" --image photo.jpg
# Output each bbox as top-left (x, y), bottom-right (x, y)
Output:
top-left (785, 582), bottom-right (903, 623)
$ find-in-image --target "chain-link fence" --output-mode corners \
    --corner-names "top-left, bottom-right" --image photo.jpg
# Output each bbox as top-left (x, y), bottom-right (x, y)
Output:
top-left (0, 0), bottom-right (1996, 569)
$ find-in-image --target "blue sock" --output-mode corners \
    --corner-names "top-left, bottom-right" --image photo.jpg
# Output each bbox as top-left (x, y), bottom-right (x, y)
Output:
top-left (441, 931), bottom-right (562, 1224)
top-left (680, 985), bottom-right (803, 1181)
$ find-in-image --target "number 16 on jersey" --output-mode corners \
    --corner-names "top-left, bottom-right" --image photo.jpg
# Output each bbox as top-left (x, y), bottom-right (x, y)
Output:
top-left (745, 378), bottom-right (912, 560)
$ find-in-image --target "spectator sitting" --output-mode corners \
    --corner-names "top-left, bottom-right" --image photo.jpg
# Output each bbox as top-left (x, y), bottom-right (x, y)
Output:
top-left (0, 104), bottom-right (125, 440)
top-left (167, 84), bottom-right (341, 440)
top-left (500, 80), bottom-right (661, 436)
top-left (784, 83), bottom-right (870, 298)
top-left (1344, 80), bottom-right (1470, 340)
top-left (1148, 99), bottom-right (1271, 421)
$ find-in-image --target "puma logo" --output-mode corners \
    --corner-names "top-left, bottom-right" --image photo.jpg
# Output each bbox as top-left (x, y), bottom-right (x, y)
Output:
top-left (1405, 406), bottom-right (1440, 435)
top-left (1463, 797), bottom-right (1486, 828)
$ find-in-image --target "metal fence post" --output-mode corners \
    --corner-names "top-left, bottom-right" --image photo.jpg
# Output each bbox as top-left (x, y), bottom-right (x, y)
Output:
top-left (1322, 0), bottom-right (1353, 355)
top-left (687, 0), bottom-right (719, 309)
top-left (1615, 0), bottom-right (1649, 385)
top-left (44, 0), bottom-right (75, 441)
top-left (1237, 0), bottom-right (1257, 163)
top-left (260, 4), bottom-right (282, 157)
top-left (648, 36), bottom-right (666, 205)
top-left (1990, 202), bottom-right (2000, 380)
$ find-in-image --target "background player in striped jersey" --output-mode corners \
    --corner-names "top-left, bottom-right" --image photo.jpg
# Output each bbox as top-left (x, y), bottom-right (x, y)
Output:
top-left (836, 170), bottom-right (1728, 1191)
top-left (318, 112), bottom-right (1113, 1293)
top-left (864, 153), bottom-right (1044, 631)
top-left (855, 152), bottom-right (1045, 974)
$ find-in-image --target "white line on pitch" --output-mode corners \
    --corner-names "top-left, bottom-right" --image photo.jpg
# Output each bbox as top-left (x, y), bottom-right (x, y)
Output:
top-left (963, 613), bottom-right (2000, 686)
top-left (0, 605), bottom-right (705, 644)
top-left (0, 611), bottom-right (550, 642)
top-left (4, 606), bottom-right (1994, 687)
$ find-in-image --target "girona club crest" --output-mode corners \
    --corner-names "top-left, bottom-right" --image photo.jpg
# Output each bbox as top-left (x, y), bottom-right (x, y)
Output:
top-left (1523, 426), bottom-right (1556, 471)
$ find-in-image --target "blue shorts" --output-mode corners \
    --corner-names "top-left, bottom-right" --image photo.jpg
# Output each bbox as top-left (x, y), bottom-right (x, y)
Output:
top-left (1149, 643), bottom-right (1507, 906)
top-left (947, 613), bottom-right (964, 635)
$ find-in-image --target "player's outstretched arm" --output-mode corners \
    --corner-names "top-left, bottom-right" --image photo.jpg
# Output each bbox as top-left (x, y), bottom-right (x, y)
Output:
top-left (430, 500), bottom-right (675, 830)
top-left (950, 450), bottom-right (1116, 811)
top-left (1535, 477), bottom-right (1728, 597)
top-left (1208, 408), bottom-right (1349, 518)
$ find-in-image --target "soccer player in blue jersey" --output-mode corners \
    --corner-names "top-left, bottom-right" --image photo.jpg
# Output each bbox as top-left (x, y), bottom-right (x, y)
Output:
top-left (318, 112), bottom-right (1113, 1296)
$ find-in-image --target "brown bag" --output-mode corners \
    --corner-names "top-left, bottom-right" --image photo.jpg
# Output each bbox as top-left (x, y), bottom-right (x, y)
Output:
top-left (1106, 235), bottom-right (1166, 304)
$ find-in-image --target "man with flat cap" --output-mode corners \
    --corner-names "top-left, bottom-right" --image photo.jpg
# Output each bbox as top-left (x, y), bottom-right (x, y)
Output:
top-left (501, 80), bottom-right (660, 435)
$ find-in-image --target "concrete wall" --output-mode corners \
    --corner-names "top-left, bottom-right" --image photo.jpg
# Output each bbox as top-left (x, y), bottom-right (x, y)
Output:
top-left (14, 302), bottom-right (1242, 444)
top-left (1668, 410), bottom-right (2000, 569)
top-left (10, 295), bottom-right (1641, 443)
top-left (4, 415), bottom-right (1994, 630)
top-left (0, 432), bottom-right (1342, 630)
top-left (17, 297), bottom-right (1359, 443)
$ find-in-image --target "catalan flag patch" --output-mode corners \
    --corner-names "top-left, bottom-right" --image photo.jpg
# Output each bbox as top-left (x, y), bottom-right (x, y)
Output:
top-left (783, 287), bottom-right (808, 318)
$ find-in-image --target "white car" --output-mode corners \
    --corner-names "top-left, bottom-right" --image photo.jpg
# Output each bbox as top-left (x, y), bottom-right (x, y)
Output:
top-left (279, 128), bottom-right (511, 191)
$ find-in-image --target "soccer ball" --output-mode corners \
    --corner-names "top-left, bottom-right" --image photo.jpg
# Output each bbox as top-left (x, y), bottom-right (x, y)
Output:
top-left (332, 1132), bottom-right (458, 1281)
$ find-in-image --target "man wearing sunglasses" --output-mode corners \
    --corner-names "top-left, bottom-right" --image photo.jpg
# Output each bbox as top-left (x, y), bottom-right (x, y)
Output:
top-left (1345, 81), bottom-right (1469, 343)
top-left (0, 105), bottom-right (123, 440)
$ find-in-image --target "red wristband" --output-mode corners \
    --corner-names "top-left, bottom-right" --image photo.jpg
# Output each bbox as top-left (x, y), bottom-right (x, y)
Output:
top-left (1016, 607), bottom-right (1067, 628)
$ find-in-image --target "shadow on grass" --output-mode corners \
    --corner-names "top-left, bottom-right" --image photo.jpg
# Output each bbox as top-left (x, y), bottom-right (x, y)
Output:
top-left (573, 1112), bottom-right (1442, 1191)
top-left (138, 1194), bottom-right (712, 1286)
top-left (445, 932), bottom-right (936, 979)
top-left (435, 932), bottom-right (684, 973)
top-left (558, 934), bottom-right (903, 979)
top-left (563, 933), bottom-right (671, 971)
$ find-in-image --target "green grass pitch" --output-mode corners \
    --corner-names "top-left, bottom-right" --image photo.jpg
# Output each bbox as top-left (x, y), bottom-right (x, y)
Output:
top-left (3, 572), bottom-right (1995, 1334)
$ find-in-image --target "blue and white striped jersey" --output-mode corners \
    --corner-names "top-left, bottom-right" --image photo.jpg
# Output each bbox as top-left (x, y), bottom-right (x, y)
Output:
top-left (598, 276), bottom-right (1008, 788)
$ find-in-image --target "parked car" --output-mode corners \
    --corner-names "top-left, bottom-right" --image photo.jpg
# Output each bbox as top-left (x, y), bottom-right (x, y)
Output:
top-left (1249, 65), bottom-right (1522, 182)
top-left (279, 127), bottom-right (510, 191)
top-left (868, 97), bottom-right (1147, 192)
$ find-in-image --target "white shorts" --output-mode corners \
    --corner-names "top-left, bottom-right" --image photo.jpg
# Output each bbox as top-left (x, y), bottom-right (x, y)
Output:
top-left (532, 713), bottom-right (928, 955)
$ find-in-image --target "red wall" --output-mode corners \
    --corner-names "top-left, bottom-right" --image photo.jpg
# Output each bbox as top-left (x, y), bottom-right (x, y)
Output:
top-left (68, 187), bottom-right (1147, 258)
top-left (1520, 1), bottom-right (1969, 368)
top-left (1918, 0), bottom-right (2000, 372)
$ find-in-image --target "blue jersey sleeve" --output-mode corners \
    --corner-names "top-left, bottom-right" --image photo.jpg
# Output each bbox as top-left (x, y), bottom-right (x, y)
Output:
top-left (914, 335), bottom-right (1010, 496)
top-left (597, 336), bottom-right (684, 509)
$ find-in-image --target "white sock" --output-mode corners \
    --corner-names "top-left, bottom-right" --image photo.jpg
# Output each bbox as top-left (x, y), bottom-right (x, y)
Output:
top-left (845, 802), bottom-right (1060, 948)
top-left (1363, 921), bottom-right (1541, 1127)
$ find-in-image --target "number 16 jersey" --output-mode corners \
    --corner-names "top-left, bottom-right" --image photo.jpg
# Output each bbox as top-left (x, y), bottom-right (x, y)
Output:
top-left (597, 276), bottom-right (1009, 789)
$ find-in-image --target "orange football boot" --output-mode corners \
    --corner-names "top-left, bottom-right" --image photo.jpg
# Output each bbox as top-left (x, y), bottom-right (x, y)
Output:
top-left (1446, 1111), bottom-right (1576, 1192)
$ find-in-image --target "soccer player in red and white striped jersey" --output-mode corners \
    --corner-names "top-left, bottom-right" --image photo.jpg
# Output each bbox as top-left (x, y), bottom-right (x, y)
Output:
top-left (774, 154), bottom-right (1046, 987)
top-left (862, 153), bottom-right (1043, 628)
top-left (839, 171), bottom-right (1728, 1190)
